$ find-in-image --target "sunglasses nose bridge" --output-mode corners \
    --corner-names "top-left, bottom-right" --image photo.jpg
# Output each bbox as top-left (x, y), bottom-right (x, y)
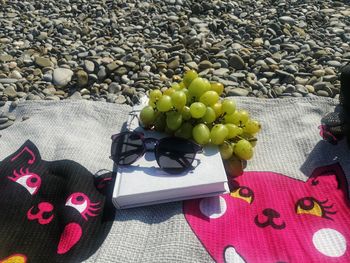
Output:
top-left (143, 137), bottom-right (158, 151)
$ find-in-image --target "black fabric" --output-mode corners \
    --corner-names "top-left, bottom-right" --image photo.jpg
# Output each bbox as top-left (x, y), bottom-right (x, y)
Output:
top-left (0, 140), bottom-right (115, 263)
top-left (320, 63), bottom-right (350, 146)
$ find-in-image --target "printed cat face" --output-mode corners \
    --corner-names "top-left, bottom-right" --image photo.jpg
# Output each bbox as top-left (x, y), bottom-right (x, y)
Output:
top-left (0, 141), bottom-right (115, 263)
top-left (184, 164), bottom-right (350, 263)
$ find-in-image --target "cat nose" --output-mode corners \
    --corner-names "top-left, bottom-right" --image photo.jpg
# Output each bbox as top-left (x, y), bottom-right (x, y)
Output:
top-left (262, 208), bottom-right (280, 218)
top-left (254, 207), bottom-right (286, 230)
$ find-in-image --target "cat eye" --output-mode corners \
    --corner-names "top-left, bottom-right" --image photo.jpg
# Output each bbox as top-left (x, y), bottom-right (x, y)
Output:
top-left (295, 197), bottom-right (336, 220)
top-left (7, 168), bottom-right (42, 195)
top-left (230, 186), bottom-right (254, 204)
top-left (65, 192), bottom-right (101, 221)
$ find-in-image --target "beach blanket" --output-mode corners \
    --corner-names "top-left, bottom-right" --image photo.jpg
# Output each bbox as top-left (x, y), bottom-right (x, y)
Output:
top-left (0, 97), bottom-right (349, 263)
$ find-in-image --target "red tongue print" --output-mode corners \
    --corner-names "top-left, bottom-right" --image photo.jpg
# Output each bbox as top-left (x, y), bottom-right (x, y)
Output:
top-left (57, 223), bottom-right (82, 254)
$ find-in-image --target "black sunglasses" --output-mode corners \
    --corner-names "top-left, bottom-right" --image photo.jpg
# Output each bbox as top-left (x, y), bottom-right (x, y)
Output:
top-left (110, 131), bottom-right (203, 174)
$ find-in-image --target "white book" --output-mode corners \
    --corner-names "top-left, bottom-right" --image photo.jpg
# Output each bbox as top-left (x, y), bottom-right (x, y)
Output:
top-left (112, 99), bottom-right (229, 209)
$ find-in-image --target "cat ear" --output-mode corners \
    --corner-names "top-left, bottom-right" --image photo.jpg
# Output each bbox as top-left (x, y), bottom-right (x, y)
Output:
top-left (307, 163), bottom-right (349, 200)
top-left (6, 140), bottom-right (41, 165)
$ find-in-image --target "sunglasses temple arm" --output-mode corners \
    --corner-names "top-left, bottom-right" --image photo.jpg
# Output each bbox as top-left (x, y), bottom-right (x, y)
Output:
top-left (113, 149), bottom-right (142, 162)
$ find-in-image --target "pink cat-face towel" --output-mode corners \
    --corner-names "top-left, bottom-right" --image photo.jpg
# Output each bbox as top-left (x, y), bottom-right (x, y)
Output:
top-left (184, 164), bottom-right (350, 263)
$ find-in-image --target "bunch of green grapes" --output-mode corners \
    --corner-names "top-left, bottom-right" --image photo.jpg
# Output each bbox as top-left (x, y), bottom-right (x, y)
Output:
top-left (139, 70), bottom-right (261, 163)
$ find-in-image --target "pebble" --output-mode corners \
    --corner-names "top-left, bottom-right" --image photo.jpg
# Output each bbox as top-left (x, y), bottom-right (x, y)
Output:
top-left (226, 87), bottom-right (250, 96)
top-left (228, 55), bottom-right (245, 70)
top-left (35, 57), bottom-right (53, 68)
top-left (76, 70), bottom-right (89, 88)
top-left (53, 68), bottom-right (73, 87)
top-left (0, 0), bottom-right (348, 105)
top-left (4, 86), bottom-right (17, 99)
top-left (84, 60), bottom-right (95, 73)
top-left (0, 120), bottom-right (14, 130)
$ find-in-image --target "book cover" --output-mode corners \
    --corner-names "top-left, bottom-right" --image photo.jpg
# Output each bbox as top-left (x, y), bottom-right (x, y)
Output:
top-left (112, 101), bottom-right (229, 209)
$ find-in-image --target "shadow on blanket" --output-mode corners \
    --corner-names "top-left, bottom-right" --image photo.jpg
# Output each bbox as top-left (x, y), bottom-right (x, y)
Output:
top-left (300, 139), bottom-right (350, 183)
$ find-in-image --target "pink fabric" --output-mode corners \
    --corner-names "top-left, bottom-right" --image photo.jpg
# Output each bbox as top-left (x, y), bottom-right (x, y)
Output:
top-left (184, 164), bottom-right (350, 262)
top-left (57, 223), bottom-right (82, 254)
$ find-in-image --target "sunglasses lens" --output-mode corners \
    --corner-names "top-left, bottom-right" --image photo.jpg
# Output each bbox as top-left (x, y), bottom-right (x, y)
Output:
top-left (112, 133), bottom-right (144, 165)
top-left (156, 137), bottom-right (197, 173)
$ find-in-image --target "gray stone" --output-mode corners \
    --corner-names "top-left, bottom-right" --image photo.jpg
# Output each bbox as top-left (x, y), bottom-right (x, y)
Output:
top-left (0, 54), bottom-right (13, 62)
top-left (0, 79), bottom-right (19, 84)
top-left (97, 67), bottom-right (107, 80)
top-left (4, 86), bottom-right (17, 99)
top-left (76, 70), bottom-right (89, 87)
top-left (327, 60), bottom-right (342, 67)
top-left (68, 91), bottom-right (82, 100)
top-left (10, 101), bottom-right (18, 109)
top-left (116, 67), bottom-right (128, 76)
top-left (106, 62), bottom-right (119, 72)
top-left (0, 120), bottom-right (14, 130)
top-left (115, 94), bottom-right (126, 104)
top-left (226, 87), bottom-right (249, 96)
top-left (186, 62), bottom-right (198, 70)
top-left (279, 16), bottom-right (296, 25)
top-left (35, 57), bottom-right (53, 68)
top-left (168, 58), bottom-right (180, 70)
top-left (312, 69), bottom-right (325, 77)
top-left (198, 60), bottom-right (213, 70)
top-left (0, 117), bottom-right (8, 124)
top-left (229, 55), bottom-right (245, 69)
top-left (108, 82), bottom-right (121, 94)
top-left (213, 68), bottom-right (230, 77)
top-left (84, 60), bottom-right (95, 73)
top-left (53, 68), bottom-right (73, 87)
top-left (317, 90), bottom-right (330, 97)
top-left (45, 95), bottom-right (60, 101)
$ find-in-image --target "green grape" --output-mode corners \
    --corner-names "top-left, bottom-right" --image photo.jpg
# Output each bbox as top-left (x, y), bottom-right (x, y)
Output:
top-left (179, 81), bottom-right (186, 89)
top-left (225, 123), bottom-right (242, 139)
top-left (171, 91), bottom-right (187, 110)
top-left (244, 119), bottom-right (261, 134)
top-left (223, 154), bottom-right (244, 178)
top-left (239, 110), bottom-right (250, 125)
top-left (171, 83), bottom-right (182, 91)
top-left (148, 100), bottom-right (156, 108)
top-left (149, 89), bottom-right (162, 102)
top-left (234, 139), bottom-right (253, 160)
top-left (166, 111), bottom-right (183, 131)
top-left (224, 111), bottom-right (241, 125)
top-left (222, 99), bottom-right (236, 115)
top-left (190, 102), bottom-right (206, 118)
top-left (175, 122), bottom-right (193, 139)
top-left (188, 77), bottom-right (211, 99)
top-left (210, 124), bottom-right (229, 145)
top-left (219, 141), bottom-right (234, 160)
top-left (163, 87), bottom-right (175, 96)
top-left (140, 106), bottom-right (155, 127)
top-left (241, 133), bottom-right (258, 147)
top-left (192, 123), bottom-right (210, 145)
top-left (202, 107), bottom-right (216, 124)
top-left (182, 88), bottom-right (192, 105)
top-left (211, 102), bottom-right (223, 118)
top-left (154, 112), bottom-right (166, 132)
top-left (210, 82), bottom-right (224, 96)
top-left (157, 95), bottom-right (173, 112)
top-left (181, 106), bottom-right (192, 120)
top-left (183, 70), bottom-right (198, 88)
top-left (199, 90), bottom-right (219, 106)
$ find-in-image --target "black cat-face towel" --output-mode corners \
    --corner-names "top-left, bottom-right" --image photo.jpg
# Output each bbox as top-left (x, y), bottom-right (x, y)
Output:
top-left (0, 140), bottom-right (115, 263)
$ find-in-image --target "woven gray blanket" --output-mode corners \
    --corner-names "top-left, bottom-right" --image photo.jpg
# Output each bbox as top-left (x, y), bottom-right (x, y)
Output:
top-left (0, 97), bottom-right (349, 263)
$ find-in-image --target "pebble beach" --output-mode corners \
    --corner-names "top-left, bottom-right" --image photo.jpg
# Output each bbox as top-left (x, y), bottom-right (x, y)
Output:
top-left (0, 0), bottom-right (349, 109)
